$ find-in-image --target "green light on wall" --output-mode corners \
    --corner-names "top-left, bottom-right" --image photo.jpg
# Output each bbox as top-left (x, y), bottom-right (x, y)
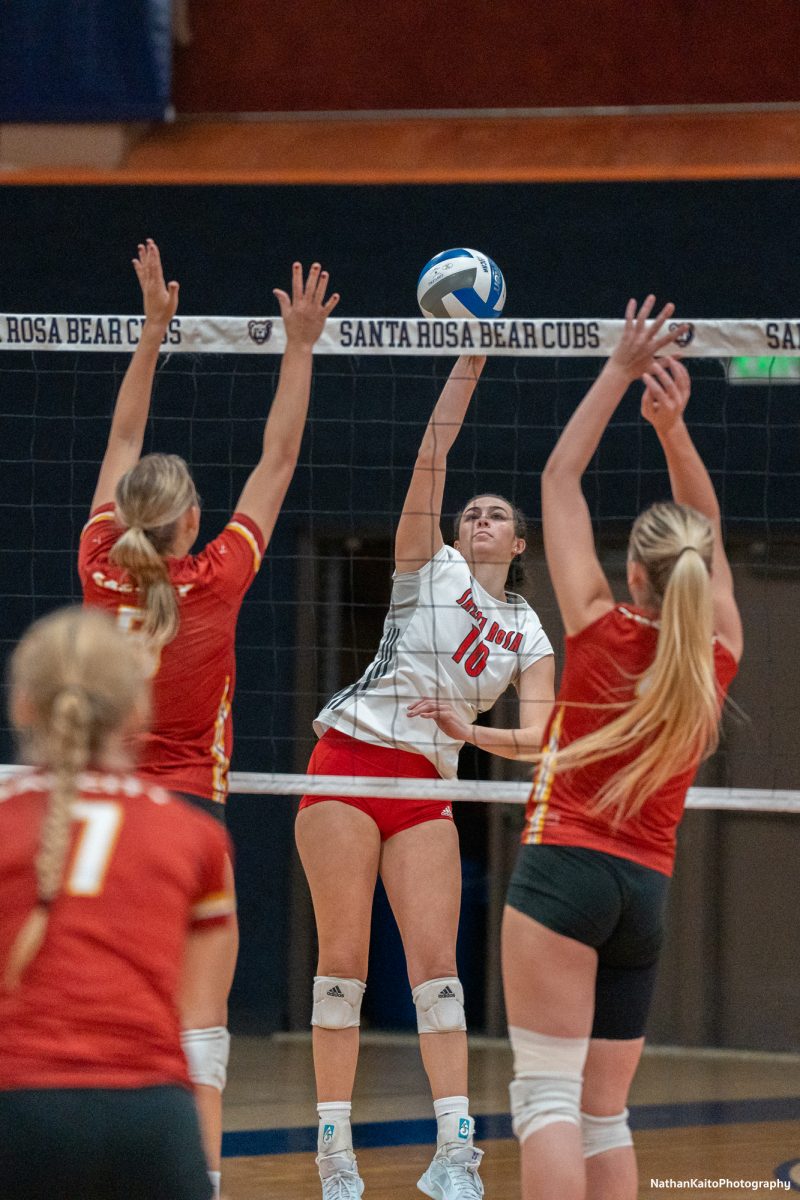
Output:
top-left (729, 357), bottom-right (800, 383)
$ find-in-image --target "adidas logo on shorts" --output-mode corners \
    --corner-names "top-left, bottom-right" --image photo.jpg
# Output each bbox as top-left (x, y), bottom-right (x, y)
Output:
top-left (438, 985), bottom-right (456, 999)
top-left (441, 805), bottom-right (453, 817)
top-left (326, 985), bottom-right (345, 998)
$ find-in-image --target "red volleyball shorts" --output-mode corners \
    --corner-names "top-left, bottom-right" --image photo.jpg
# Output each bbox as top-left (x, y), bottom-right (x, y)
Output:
top-left (299, 727), bottom-right (454, 841)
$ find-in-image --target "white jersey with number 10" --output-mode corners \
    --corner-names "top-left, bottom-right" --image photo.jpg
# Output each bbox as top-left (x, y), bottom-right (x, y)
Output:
top-left (315, 545), bottom-right (553, 778)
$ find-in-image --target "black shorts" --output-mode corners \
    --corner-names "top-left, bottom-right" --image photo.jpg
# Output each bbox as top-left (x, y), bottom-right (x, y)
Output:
top-left (179, 792), bottom-right (227, 826)
top-left (0, 1084), bottom-right (211, 1200)
top-left (506, 843), bottom-right (670, 1040)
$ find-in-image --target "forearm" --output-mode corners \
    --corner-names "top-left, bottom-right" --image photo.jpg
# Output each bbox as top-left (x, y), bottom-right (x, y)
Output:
top-left (461, 722), bottom-right (545, 762)
top-left (543, 360), bottom-right (632, 479)
top-left (108, 321), bottom-right (166, 444)
top-left (658, 420), bottom-right (721, 525)
top-left (418, 355), bottom-right (483, 464)
top-left (260, 341), bottom-right (314, 461)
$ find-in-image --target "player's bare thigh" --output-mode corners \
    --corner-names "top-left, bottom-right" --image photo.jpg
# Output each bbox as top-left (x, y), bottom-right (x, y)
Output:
top-left (296, 800), bottom-right (381, 978)
top-left (380, 818), bottom-right (462, 987)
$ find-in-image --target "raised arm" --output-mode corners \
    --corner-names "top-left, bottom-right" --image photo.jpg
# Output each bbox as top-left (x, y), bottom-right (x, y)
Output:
top-left (641, 358), bottom-right (743, 661)
top-left (394, 355), bottom-right (486, 573)
top-left (234, 263), bottom-right (339, 545)
top-left (541, 296), bottom-right (683, 635)
top-left (90, 240), bottom-right (179, 512)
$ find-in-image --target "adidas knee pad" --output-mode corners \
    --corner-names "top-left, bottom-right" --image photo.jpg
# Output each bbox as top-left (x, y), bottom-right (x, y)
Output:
top-left (508, 1025), bottom-right (588, 1144)
top-left (412, 977), bottom-right (466, 1034)
top-left (311, 976), bottom-right (366, 1029)
top-left (181, 1026), bottom-right (230, 1092)
top-left (581, 1109), bottom-right (633, 1158)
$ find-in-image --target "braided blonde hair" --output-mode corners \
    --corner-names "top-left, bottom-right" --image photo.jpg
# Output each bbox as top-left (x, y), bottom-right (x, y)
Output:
top-left (549, 502), bottom-right (722, 822)
top-left (5, 607), bottom-right (149, 990)
top-left (110, 453), bottom-right (198, 646)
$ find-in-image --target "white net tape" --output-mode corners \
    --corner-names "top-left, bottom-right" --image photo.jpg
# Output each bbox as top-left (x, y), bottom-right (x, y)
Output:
top-left (1, 315), bottom-right (800, 357)
top-left (0, 765), bottom-right (796, 813)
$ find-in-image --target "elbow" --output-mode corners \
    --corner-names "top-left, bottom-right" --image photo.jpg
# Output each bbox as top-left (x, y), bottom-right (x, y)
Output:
top-left (511, 729), bottom-right (545, 762)
top-left (541, 457), bottom-right (567, 489)
top-left (415, 448), bottom-right (446, 472)
top-left (542, 449), bottom-right (581, 489)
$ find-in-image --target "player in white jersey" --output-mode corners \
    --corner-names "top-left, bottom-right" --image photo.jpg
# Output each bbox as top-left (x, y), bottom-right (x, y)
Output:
top-left (297, 356), bottom-right (556, 1200)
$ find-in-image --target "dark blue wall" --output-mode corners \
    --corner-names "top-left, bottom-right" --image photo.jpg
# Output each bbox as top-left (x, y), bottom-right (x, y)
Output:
top-left (1, 181), bottom-right (798, 317)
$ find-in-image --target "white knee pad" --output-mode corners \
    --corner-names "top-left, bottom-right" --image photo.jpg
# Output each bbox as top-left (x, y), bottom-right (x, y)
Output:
top-left (181, 1026), bottom-right (230, 1092)
top-left (412, 977), bottom-right (466, 1034)
top-left (508, 1025), bottom-right (589, 1144)
top-left (581, 1109), bottom-right (633, 1158)
top-left (311, 976), bottom-right (366, 1029)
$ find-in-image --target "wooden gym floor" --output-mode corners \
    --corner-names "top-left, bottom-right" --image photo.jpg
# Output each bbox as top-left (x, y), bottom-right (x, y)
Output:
top-left (220, 1035), bottom-right (800, 1198)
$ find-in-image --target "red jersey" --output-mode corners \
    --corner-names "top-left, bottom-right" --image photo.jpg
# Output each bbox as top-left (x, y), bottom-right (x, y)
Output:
top-left (79, 505), bottom-right (265, 802)
top-left (0, 769), bottom-right (235, 1090)
top-left (522, 604), bottom-right (738, 876)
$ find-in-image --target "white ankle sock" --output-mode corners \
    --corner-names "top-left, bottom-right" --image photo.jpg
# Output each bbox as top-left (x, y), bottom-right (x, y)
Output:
top-left (317, 1100), bottom-right (353, 1158)
top-left (433, 1094), bottom-right (473, 1149)
top-left (208, 1169), bottom-right (221, 1199)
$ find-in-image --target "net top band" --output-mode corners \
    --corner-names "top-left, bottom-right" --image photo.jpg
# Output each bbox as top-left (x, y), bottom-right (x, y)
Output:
top-left (1, 315), bottom-right (800, 357)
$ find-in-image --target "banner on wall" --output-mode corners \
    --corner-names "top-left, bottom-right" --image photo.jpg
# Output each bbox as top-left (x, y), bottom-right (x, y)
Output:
top-left (0, 0), bottom-right (172, 121)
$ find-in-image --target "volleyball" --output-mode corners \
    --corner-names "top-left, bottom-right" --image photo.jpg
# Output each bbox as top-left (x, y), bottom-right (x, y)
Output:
top-left (417, 248), bottom-right (506, 319)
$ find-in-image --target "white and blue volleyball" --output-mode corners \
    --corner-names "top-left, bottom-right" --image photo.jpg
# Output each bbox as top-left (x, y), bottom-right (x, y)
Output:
top-left (417, 248), bottom-right (506, 319)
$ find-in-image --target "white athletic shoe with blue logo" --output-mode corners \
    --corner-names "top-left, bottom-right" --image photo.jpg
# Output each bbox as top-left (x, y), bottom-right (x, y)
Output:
top-left (318, 1150), bottom-right (365, 1199)
top-left (417, 1145), bottom-right (485, 1199)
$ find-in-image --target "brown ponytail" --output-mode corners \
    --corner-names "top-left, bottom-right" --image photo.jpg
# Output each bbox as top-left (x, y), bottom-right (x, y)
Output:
top-left (110, 453), bottom-right (198, 646)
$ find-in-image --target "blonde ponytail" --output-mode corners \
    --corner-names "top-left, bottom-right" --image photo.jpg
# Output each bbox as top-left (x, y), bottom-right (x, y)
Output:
top-left (110, 453), bottom-right (198, 646)
top-left (4, 689), bottom-right (91, 990)
top-left (6, 608), bottom-right (148, 989)
top-left (547, 502), bottom-right (722, 822)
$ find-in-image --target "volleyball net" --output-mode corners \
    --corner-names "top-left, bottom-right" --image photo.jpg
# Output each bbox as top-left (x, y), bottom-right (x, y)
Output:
top-left (1, 314), bottom-right (799, 817)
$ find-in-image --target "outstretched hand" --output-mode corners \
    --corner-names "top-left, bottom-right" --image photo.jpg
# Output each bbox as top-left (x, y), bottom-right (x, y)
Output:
top-left (641, 356), bottom-right (690, 435)
top-left (609, 295), bottom-right (688, 381)
top-left (132, 239), bottom-right (179, 327)
top-left (274, 262), bottom-right (339, 347)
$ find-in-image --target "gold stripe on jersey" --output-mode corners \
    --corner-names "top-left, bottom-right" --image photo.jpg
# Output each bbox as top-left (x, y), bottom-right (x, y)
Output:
top-left (522, 704), bottom-right (565, 844)
top-left (81, 509), bottom-right (117, 536)
top-left (210, 676), bottom-right (232, 803)
top-left (226, 521), bottom-right (262, 573)
top-left (192, 891), bottom-right (237, 921)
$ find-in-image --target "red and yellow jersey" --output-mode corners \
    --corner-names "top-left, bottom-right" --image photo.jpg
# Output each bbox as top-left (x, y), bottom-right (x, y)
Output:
top-left (0, 769), bottom-right (235, 1090)
top-left (79, 504), bottom-right (265, 802)
top-left (522, 604), bottom-right (739, 876)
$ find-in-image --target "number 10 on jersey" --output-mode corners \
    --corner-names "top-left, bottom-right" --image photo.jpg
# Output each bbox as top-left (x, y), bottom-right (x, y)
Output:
top-left (452, 626), bottom-right (489, 678)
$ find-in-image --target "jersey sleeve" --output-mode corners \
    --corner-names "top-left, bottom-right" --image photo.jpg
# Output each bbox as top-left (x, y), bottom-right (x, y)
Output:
top-left (78, 503), bottom-right (123, 589)
top-left (393, 543), bottom-right (458, 581)
top-left (517, 611), bottom-right (555, 676)
top-left (190, 820), bottom-right (236, 931)
top-left (196, 512), bottom-right (266, 606)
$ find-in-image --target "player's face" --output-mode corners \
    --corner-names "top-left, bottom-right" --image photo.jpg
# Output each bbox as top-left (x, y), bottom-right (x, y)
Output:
top-left (455, 496), bottom-right (524, 563)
